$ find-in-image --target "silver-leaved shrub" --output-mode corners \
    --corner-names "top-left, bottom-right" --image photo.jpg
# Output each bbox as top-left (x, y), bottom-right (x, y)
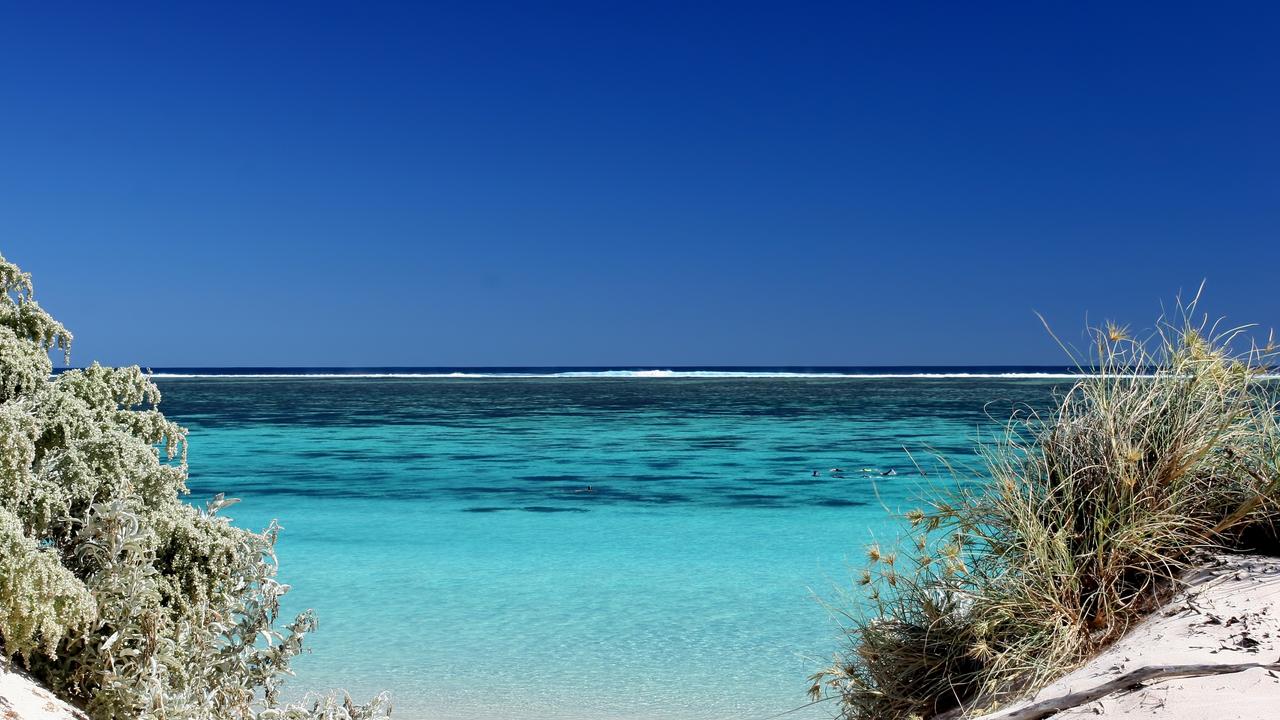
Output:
top-left (0, 252), bottom-right (390, 720)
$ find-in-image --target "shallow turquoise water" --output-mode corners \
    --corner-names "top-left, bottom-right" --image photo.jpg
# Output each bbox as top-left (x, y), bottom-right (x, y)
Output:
top-left (157, 377), bottom-right (1060, 720)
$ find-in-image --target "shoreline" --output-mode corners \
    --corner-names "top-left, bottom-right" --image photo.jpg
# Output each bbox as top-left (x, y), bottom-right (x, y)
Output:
top-left (10, 555), bottom-right (1276, 720)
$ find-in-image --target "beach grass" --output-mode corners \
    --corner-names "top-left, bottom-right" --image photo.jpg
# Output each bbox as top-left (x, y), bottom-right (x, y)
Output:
top-left (812, 291), bottom-right (1280, 719)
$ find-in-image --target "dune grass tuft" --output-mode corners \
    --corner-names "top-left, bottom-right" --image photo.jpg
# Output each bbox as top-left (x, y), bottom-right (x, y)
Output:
top-left (813, 293), bottom-right (1280, 719)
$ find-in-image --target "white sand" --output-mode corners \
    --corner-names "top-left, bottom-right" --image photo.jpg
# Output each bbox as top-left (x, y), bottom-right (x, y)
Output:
top-left (0, 659), bottom-right (86, 720)
top-left (978, 554), bottom-right (1280, 719)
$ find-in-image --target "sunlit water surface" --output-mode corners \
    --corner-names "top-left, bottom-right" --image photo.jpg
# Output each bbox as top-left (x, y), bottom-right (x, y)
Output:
top-left (156, 377), bottom-right (1062, 720)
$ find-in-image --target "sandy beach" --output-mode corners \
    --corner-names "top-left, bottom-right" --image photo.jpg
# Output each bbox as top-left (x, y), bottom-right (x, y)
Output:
top-left (977, 554), bottom-right (1280, 720)
top-left (0, 660), bottom-right (85, 720)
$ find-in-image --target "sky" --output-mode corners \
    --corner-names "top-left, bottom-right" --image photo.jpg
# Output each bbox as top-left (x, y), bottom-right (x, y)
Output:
top-left (1, 2), bottom-right (1277, 367)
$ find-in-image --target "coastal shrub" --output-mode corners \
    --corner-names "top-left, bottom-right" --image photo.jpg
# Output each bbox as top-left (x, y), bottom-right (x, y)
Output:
top-left (0, 251), bottom-right (390, 719)
top-left (813, 294), bottom-right (1280, 719)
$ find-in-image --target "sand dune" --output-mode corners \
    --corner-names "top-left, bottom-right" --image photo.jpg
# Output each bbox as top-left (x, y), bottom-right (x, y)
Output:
top-left (0, 659), bottom-right (85, 720)
top-left (978, 554), bottom-right (1280, 719)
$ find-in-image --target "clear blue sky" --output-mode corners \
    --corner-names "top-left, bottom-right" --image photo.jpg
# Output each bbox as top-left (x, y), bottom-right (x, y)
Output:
top-left (1, 2), bottom-right (1276, 367)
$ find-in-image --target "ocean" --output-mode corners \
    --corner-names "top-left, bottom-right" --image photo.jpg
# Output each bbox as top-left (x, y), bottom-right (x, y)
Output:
top-left (150, 370), bottom-right (1068, 720)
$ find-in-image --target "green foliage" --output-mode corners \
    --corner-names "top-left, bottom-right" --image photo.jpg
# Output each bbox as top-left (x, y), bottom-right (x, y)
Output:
top-left (0, 506), bottom-right (95, 658)
top-left (0, 252), bottom-right (390, 719)
top-left (815, 294), bottom-right (1280, 719)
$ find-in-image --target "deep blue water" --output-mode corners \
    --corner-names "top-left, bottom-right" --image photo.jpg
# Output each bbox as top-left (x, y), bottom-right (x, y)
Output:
top-left (106, 365), bottom-right (1083, 376)
top-left (154, 375), bottom-right (1063, 720)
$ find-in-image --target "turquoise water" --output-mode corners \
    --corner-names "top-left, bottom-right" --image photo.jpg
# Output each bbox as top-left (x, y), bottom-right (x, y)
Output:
top-left (157, 377), bottom-right (1061, 720)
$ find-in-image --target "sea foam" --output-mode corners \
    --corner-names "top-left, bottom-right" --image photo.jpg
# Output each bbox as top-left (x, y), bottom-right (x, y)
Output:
top-left (144, 369), bottom-right (1091, 379)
